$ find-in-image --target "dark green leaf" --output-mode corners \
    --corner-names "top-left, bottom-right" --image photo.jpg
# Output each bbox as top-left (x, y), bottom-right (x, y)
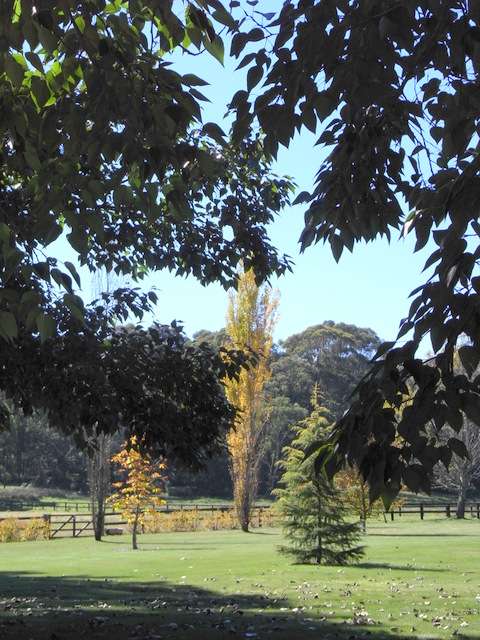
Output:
top-left (36, 313), bottom-right (55, 344)
top-left (0, 312), bottom-right (18, 342)
top-left (330, 235), bottom-right (343, 263)
top-left (458, 344), bottom-right (480, 377)
top-left (447, 437), bottom-right (469, 459)
top-left (247, 65), bottom-right (263, 91)
top-left (204, 34), bottom-right (224, 65)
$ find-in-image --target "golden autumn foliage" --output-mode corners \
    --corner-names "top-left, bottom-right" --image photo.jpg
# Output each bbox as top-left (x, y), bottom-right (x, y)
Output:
top-left (225, 266), bottom-right (279, 532)
top-left (335, 467), bottom-right (384, 532)
top-left (108, 437), bottom-right (166, 549)
top-left (335, 467), bottom-right (407, 532)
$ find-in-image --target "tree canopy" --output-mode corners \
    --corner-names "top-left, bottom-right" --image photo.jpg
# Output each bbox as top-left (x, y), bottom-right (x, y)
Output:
top-left (272, 322), bottom-right (380, 418)
top-left (0, 0), bottom-right (294, 458)
top-left (4, 0), bottom-right (480, 496)
top-left (230, 0), bottom-right (480, 505)
top-left (1, 0), bottom-right (293, 341)
top-left (2, 320), bottom-right (253, 469)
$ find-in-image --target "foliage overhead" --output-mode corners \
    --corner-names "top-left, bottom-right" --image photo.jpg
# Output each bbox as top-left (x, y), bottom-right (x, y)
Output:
top-left (0, 0), bottom-right (294, 456)
top-left (230, 0), bottom-right (480, 506)
top-left (0, 0), bottom-right (293, 342)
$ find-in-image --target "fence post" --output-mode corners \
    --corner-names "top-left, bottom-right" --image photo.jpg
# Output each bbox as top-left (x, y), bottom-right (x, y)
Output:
top-left (420, 503), bottom-right (424, 520)
top-left (43, 514), bottom-right (51, 539)
top-left (72, 515), bottom-right (76, 538)
top-left (477, 504), bottom-right (480, 519)
top-left (390, 510), bottom-right (394, 521)
top-left (446, 504), bottom-right (451, 517)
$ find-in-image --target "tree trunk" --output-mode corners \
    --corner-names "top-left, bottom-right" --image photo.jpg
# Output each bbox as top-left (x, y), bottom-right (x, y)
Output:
top-left (456, 460), bottom-right (469, 518)
top-left (316, 491), bottom-right (323, 564)
top-left (239, 491), bottom-right (250, 532)
top-left (87, 433), bottom-right (112, 541)
top-left (94, 499), bottom-right (104, 541)
top-left (360, 480), bottom-right (367, 534)
top-left (132, 507), bottom-right (139, 549)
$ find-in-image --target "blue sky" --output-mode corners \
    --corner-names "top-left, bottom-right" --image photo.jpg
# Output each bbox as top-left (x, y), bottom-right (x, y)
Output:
top-left (143, 141), bottom-right (429, 349)
top-left (137, 29), bottom-right (432, 352)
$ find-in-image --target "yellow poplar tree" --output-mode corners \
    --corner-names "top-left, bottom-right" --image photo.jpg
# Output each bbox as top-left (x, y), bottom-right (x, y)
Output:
top-left (225, 266), bottom-right (279, 532)
top-left (108, 438), bottom-right (166, 549)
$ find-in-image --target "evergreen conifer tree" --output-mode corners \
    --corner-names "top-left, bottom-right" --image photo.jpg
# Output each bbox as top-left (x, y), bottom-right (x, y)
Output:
top-left (275, 388), bottom-right (364, 565)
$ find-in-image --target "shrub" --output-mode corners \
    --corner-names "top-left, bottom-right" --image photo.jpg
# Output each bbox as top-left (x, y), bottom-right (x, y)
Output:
top-left (21, 518), bottom-right (49, 541)
top-left (0, 518), bottom-right (22, 542)
top-left (145, 507), bottom-right (276, 533)
top-left (0, 517), bottom-right (49, 542)
top-left (147, 509), bottom-right (201, 533)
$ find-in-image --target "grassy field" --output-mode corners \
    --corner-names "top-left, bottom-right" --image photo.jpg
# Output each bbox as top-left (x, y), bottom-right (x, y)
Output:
top-left (0, 516), bottom-right (478, 639)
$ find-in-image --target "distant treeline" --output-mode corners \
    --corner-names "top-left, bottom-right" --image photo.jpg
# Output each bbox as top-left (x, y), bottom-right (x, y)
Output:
top-left (0, 321), bottom-right (380, 498)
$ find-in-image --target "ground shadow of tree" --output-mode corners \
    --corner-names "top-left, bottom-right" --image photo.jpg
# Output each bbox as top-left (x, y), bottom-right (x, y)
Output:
top-left (0, 571), bottom-right (474, 640)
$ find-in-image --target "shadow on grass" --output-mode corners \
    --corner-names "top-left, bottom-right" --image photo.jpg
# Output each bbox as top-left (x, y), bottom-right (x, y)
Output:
top-left (0, 571), bottom-right (474, 640)
top-left (357, 562), bottom-right (446, 572)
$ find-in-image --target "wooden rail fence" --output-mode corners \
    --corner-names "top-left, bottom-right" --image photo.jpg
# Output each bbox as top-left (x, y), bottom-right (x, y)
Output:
top-left (1, 503), bottom-right (479, 538)
top-left (46, 513), bottom-right (127, 538)
top-left (386, 503), bottom-right (480, 520)
top-left (0, 500), bottom-right (247, 513)
top-left (2, 505), bottom-right (270, 538)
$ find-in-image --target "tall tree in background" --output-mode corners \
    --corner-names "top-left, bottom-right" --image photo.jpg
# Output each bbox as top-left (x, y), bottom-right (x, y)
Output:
top-left (225, 266), bottom-right (278, 531)
top-left (262, 322), bottom-right (379, 493)
top-left (275, 387), bottom-right (364, 565)
top-left (230, 1), bottom-right (480, 503)
top-left (261, 396), bottom-right (307, 494)
top-left (86, 269), bottom-right (122, 541)
top-left (271, 322), bottom-right (380, 419)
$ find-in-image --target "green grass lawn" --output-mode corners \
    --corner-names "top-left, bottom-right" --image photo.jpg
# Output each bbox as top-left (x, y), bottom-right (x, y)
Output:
top-left (0, 517), bottom-right (478, 639)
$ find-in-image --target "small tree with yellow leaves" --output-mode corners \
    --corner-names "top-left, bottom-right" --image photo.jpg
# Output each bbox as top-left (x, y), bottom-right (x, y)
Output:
top-left (335, 467), bottom-right (385, 533)
top-left (108, 439), bottom-right (166, 549)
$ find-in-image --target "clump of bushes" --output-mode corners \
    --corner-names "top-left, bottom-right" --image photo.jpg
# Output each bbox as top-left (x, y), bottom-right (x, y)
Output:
top-left (146, 507), bottom-right (278, 533)
top-left (0, 517), bottom-right (49, 542)
top-left (146, 508), bottom-right (235, 533)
